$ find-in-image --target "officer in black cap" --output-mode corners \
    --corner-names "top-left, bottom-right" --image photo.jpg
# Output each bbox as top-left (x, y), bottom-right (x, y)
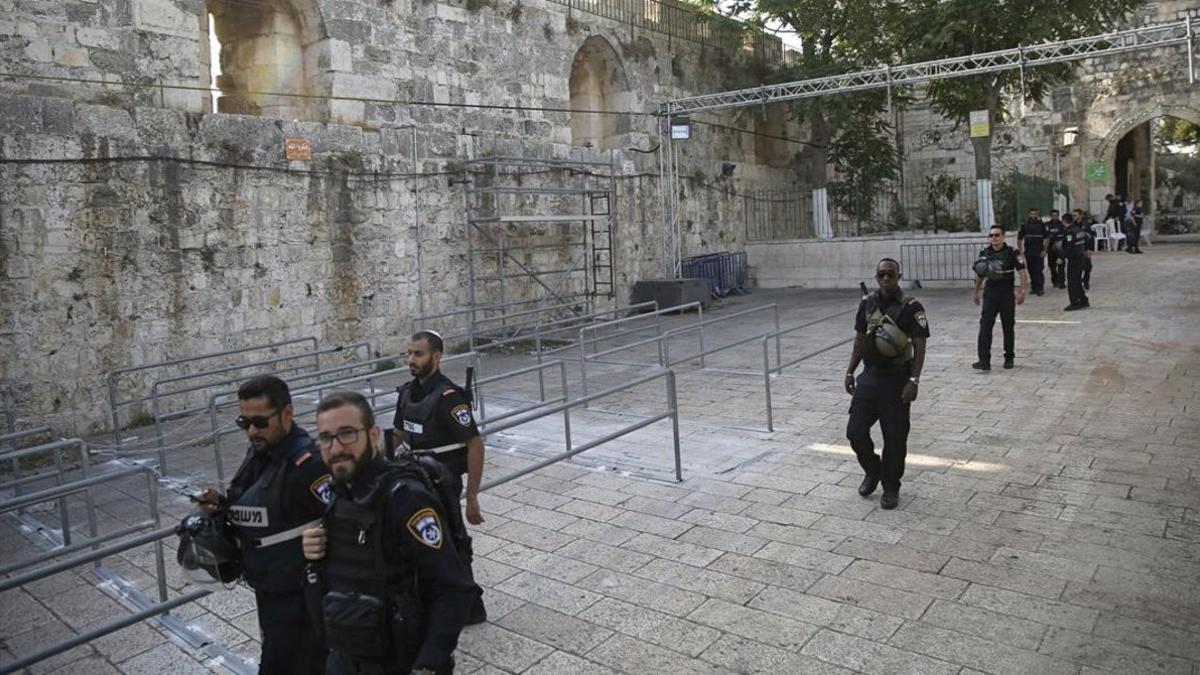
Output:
top-left (844, 258), bottom-right (929, 511)
top-left (1045, 210), bottom-right (1066, 290)
top-left (1062, 212), bottom-right (1092, 311)
top-left (1016, 208), bottom-right (1047, 296)
top-left (391, 330), bottom-right (487, 623)
top-left (972, 225), bottom-right (1028, 371)
top-left (1072, 208), bottom-right (1095, 290)
top-left (303, 391), bottom-right (479, 675)
top-left (197, 375), bottom-right (332, 675)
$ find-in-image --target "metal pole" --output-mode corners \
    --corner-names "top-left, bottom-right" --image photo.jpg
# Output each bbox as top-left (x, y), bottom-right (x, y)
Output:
top-left (763, 337), bottom-right (774, 432)
top-left (107, 375), bottom-right (123, 448)
top-left (151, 384), bottom-right (167, 473)
top-left (773, 304), bottom-right (782, 368)
top-left (149, 473), bottom-right (170, 602)
top-left (1189, 15), bottom-right (1196, 84)
top-left (209, 398), bottom-right (226, 487)
top-left (412, 127), bottom-right (426, 318)
top-left (578, 328), bottom-right (590, 404)
top-left (559, 360), bottom-right (572, 453)
top-left (53, 447), bottom-right (71, 546)
top-left (667, 370), bottom-right (682, 483)
top-left (697, 308), bottom-right (706, 368)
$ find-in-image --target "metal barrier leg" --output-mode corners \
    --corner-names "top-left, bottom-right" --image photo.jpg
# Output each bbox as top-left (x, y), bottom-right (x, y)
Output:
top-left (763, 338), bottom-right (775, 432)
top-left (152, 389), bottom-right (167, 475)
top-left (579, 333), bottom-right (590, 408)
top-left (53, 448), bottom-right (71, 546)
top-left (667, 371), bottom-right (682, 483)
top-left (559, 362), bottom-right (572, 453)
top-left (773, 305), bottom-right (782, 369)
top-left (209, 400), bottom-right (226, 487)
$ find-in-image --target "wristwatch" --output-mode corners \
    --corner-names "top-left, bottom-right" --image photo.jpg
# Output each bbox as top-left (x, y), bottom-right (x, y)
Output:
top-left (908, 377), bottom-right (919, 385)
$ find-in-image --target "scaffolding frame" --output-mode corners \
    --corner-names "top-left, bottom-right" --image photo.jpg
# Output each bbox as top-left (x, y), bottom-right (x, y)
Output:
top-left (462, 155), bottom-right (619, 346)
top-left (656, 15), bottom-right (1198, 273)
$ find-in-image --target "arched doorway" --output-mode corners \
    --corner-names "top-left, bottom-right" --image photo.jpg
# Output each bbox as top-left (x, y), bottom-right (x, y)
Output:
top-left (204, 0), bottom-right (329, 121)
top-left (569, 36), bottom-right (632, 149)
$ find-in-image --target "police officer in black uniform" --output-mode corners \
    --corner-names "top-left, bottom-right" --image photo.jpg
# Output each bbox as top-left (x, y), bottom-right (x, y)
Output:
top-left (1017, 208), bottom-right (1047, 296)
top-left (973, 225), bottom-right (1029, 371)
top-left (1072, 208), bottom-right (1095, 289)
top-left (303, 391), bottom-right (479, 675)
top-left (845, 258), bottom-right (929, 511)
top-left (1045, 210), bottom-right (1066, 290)
top-left (198, 375), bottom-right (332, 675)
top-left (1062, 212), bottom-right (1092, 311)
top-left (391, 330), bottom-right (487, 623)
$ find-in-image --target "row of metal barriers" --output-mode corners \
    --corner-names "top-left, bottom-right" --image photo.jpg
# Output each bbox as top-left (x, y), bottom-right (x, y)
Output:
top-left (681, 251), bottom-right (750, 297)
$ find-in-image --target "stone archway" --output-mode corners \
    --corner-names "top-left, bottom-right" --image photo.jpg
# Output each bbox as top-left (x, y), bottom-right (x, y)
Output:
top-left (204, 0), bottom-right (332, 121)
top-left (569, 36), bottom-right (633, 149)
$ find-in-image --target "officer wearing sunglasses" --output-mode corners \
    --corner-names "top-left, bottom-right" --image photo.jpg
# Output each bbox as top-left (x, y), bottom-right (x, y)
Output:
top-left (196, 375), bottom-right (332, 674)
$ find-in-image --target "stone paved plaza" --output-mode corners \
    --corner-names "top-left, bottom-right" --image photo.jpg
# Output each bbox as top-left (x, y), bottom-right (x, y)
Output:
top-left (2, 241), bottom-right (1199, 674)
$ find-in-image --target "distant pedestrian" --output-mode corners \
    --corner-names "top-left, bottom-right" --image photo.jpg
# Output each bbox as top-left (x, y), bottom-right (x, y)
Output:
top-left (1063, 213), bottom-right (1091, 310)
top-left (973, 226), bottom-right (1029, 370)
top-left (1045, 210), bottom-right (1066, 289)
top-left (1017, 208), bottom-right (1046, 295)
top-left (1128, 200), bottom-right (1145, 254)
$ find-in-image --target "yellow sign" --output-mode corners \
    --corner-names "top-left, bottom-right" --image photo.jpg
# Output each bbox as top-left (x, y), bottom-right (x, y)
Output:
top-left (285, 138), bottom-right (312, 161)
top-left (969, 110), bottom-right (990, 138)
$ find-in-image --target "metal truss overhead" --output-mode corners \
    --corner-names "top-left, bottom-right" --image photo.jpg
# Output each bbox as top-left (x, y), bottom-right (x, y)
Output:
top-left (662, 17), bottom-right (1196, 116)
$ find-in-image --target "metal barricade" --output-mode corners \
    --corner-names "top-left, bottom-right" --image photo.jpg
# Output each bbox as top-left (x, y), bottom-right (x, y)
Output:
top-left (760, 309), bottom-right (859, 431)
top-left (147, 341), bottom-right (372, 473)
top-left (106, 337), bottom-right (320, 447)
top-left (0, 466), bottom-right (208, 674)
top-left (0, 438), bottom-right (94, 547)
top-left (480, 369), bottom-right (682, 488)
top-left (681, 251), bottom-right (750, 297)
top-left (899, 242), bottom-right (980, 283)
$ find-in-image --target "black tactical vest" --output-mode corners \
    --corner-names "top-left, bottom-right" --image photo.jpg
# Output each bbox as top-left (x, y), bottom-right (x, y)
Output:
top-left (863, 291), bottom-right (914, 368)
top-left (394, 378), bottom-right (466, 452)
top-left (1021, 220), bottom-right (1046, 252)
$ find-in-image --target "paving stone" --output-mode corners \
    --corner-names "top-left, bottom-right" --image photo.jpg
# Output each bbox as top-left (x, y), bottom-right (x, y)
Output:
top-left (677, 525), bottom-right (767, 556)
top-left (494, 603), bottom-right (612, 655)
top-left (579, 597), bottom-right (721, 657)
top-left (677, 508), bottom-right (759, 533)
top-left (807, 575), bottom-right (934, 621)
top-left (1091, 611), bottom-right (1200, 663)
top-left (494, 571), bottom-right (602, 616)
top-left (746, 521), bottom-right (847, 550)
top-left (989, 546), bottom-right (1099, 582)
top-left (832, 537), bottom-right (950, 573)
top-left (811, 515), bottom-right (905, 544)
top-left (841, 559), bottom-right (966, 600)
top-left (699, 634), bottom-right (857, 675)
top-left (116, 643), bottom-right (210, 675)
top-left (577, 569), bottom-right (707, 617)
top-left (560, 517), bottom-right (639, 546)
top-left (1038, 627), bottom-right (1194, 675)
top-left (741, 502), bottom-right (823, 528)
top-left (959, 585), bottom-right (1099, 631)
top-left (748, 585), bottom-right (903, 641)
top-left (556, 538), bottom-right (655, 573)
top-left (488, 520), bottom-right (574, 552)
top-left (919, 599), bottom-right (1047, 650)
top-left (890, 621), bottom-right (1077, 675)
top-left (753, 540), bottom-right (855, 574)
top-left (556, 498), bottom-right (625, 522)
top-left (606, 510), bottom-right (693, 538)
top-left (585, 633), bottom-right (727, 675)
top-left (487, 542), bottom-right (599, 583)
top-left (941, 558), bottom-right (1067, 599)
top-left (621, 532), bottom-right (723, 567)
top-left (503, 503), bottom-right (580, 531)
top-left (457, 622), bottom-right (555, 673)
top-left (687, 597), bottom-right (818, 651)
top-left (801, 628), bottom-right (959, 675)
top-left (563, 485), bottom-right (631, 507)
top-left (705, 552), bottom-right (823, 593)
top-left (521, 649), bottom-right (619, 675)
top-left (617, 495), bottom-right (693, 520)
top-left (635, 558), bottom-right (765, 604)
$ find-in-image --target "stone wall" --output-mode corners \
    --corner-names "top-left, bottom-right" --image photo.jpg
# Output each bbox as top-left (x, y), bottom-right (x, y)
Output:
top-left (0, 0), bottom-right (805, 431)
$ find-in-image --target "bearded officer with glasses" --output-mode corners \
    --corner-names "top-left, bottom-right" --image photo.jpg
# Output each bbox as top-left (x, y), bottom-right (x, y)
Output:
top-left (197, 374), bottom-right (332, 674)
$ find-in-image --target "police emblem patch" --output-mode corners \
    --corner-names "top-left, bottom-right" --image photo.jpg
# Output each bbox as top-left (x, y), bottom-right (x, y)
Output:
top-left (406, 508), bottom-right (443, 549)
top-left (310, 475), bottom-right (333, 505)
top-left (915, 312), bottom-right (928, 329)
top-left (451, 404), bottom-right (473, 427)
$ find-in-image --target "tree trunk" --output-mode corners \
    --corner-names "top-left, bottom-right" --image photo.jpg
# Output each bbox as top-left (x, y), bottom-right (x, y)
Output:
top-left (970, 134), bottom-right (992, 181)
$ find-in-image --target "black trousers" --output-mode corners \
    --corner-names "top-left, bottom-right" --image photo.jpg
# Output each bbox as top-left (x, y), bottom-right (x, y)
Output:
top-left (846, 370), bottom-right (910, 492)
top-left (1025, 252), bottom-right (1044, 292)
top-left (1127, 223), bottom-right (1142, 251)
top-left (1067, 255), bottom-right (1089, 306)
top-left (1047, 251), bottom-right (1064, 287)
top-left (256, 589), bottom-right (327, 675)
top-left (978, 290), bottom-right (1015, 363)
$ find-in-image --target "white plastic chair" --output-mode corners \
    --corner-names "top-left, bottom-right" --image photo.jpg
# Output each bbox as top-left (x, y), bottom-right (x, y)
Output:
top-left (1091, 223), bottom-right (1108, 251)
top-left (1139, 215), bottom-right (1153, 247)
top-left (1105, 218), bottom-right (1127, 251)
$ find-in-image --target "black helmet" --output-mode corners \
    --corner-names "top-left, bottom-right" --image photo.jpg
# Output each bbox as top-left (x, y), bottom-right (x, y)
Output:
top-left (972, 256), bottom-right (1005, 279)
top-left (176, 509), bottom-right (241, 583)
top-left (872, 322), bottom-right (911, 359)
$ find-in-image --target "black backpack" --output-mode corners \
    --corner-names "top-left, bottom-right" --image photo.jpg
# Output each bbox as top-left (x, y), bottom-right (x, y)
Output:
top-left (380, 456), bottom-right (473, 564)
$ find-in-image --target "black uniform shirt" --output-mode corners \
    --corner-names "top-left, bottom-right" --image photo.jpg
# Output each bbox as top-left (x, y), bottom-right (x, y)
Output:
top-left (1045, 220), bottom-right (1065, 255)
top-left (979, 244), bottom-right (1024, 292)
top-left (855, 291), bottom-right (931, 369)
top-left (342, 457), bottom-right (479, 670)
top-left (227, 425), bottom-right (332, 523)
top-left (1017, 219), bottom-right (1046, 256)
top-left (1064, 223), bottom-right (1091, 257)
top-left (401, 371), bottom-right (479, 473)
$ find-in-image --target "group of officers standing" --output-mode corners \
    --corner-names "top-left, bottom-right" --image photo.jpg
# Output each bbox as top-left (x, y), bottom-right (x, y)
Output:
top-left (188, 330), bottom-right (485, 675)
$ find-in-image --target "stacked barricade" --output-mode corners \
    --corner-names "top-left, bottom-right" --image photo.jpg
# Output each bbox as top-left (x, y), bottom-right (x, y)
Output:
top-left (680, 251), bottom-right (750, 297)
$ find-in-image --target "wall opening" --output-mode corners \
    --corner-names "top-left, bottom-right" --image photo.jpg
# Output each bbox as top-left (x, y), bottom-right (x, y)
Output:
top-left (203, 0), bottom-right (327, 120)
top-left (569, 36), bottom-right (632, 149)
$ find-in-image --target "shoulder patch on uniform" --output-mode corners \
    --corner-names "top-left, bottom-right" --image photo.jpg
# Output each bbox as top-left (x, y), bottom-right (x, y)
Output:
top-left (294, 451), bottom-right (312, 467)
top-left (310, 474), bottom-right (333, 505)
top-left (915, 312), bottom-right (928, 329)
top-left (406, 507), bottom-right (443, 549)
top-left (451, 403), bottom-right (473, 427)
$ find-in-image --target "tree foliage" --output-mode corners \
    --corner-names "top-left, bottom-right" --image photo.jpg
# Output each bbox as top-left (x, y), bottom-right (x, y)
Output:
top-left (1155, 117), bottom-right (1200, 154)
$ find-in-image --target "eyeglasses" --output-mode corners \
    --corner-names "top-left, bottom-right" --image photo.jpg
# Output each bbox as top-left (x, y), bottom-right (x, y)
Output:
top-left (875, 271), bottom-right (898, 279)
top-left (316, 427), bottom-right (367, 449)
top-left (235, 410), bottom-right (281, 430)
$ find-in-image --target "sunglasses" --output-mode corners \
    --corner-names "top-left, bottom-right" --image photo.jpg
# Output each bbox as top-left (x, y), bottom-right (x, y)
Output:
top-left (235, 410), bottom-right (281, 430)
top-left (988, 233), bottom-right (1003, 238)
top-left (876, 271), bottom-right (898, 279)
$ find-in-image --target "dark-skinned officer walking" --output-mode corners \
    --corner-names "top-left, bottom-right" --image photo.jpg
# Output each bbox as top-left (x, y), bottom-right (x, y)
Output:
top-left (198, 375), bottom-right (332, 675)
top-left (391, 330), bottom-right (487, 623)
top-left (303, 391), bottom-right (479, 675)
top-left (973, 225), bottom-right (1029, 371)
top-left (845, 258), bottom-right (929, 510)
top-left (1017, 208), bottom-right (1047, 296)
